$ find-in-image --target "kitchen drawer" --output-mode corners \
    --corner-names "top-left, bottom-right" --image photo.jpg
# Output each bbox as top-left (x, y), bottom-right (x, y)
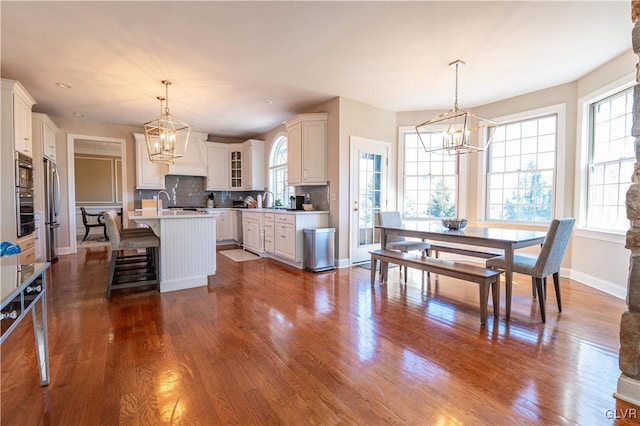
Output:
top-left (264, 236), bottom-right (274, 253)
top-left (264, 222), bottom-right (275, 237)
top-left (17, 234), bottom-right (35, 251)
top-left (275, 214), bottom-right (296, 225)
top-left (264, 213), bottom-right (274, 222)
top-left (18, 247), bottom-right (35, 265)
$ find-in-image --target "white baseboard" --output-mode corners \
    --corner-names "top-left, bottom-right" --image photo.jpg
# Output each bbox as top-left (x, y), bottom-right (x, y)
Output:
top-left (567, 268), bottom-right (627, 300)
top-left (57, 246), bottom-right (74, 256)
top-left (337, 258), bottom-right (351, 268)
top-left (614, 374), bottom-right (640, 407)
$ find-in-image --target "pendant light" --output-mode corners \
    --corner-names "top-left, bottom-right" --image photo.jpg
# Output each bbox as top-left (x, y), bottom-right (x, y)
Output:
top-left (416, 60), bottom-right (497, 155)
top-left (144, 80), bottom-right (191, 164)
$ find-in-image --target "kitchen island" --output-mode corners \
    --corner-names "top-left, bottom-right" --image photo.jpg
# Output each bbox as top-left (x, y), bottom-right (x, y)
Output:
top-left (127, 210), bottom-right (217, 293)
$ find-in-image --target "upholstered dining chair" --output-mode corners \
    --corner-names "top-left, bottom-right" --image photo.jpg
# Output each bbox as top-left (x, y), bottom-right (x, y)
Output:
top-left (80, 207), bottom-right (107, 242)
top-left (375, 211), bottom-right (431, 283)
top-left (486, 217), bottom-right (575, 323)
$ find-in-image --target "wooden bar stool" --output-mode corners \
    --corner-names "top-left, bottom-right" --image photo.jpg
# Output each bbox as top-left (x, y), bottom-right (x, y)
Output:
top-left (102, 210), bottom-right (160, 298)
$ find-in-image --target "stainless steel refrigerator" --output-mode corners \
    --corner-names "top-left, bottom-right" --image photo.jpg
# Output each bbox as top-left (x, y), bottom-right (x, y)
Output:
top-left (43, 158), bottom-right (60, 262)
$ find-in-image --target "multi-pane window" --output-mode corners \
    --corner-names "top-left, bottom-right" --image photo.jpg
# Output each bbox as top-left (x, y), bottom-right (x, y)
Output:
top-left (403, 131), bottom-right (457, 219)
top-left (586, 87), bottom-right (634, 231)
top-left (269, 136), bottom-right (291, 206)
top-left (487, 115), bottom-right (557, 222)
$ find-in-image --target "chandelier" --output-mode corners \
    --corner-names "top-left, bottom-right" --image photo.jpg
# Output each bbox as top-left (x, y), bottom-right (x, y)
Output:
top-left (144, 80), bottom-right (191, 164)
top-left (415, 60), bottom-right (497, 155)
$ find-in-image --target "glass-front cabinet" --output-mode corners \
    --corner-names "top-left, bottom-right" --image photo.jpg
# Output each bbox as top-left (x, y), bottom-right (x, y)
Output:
top-left (230, 150), bottom-right (242, 188)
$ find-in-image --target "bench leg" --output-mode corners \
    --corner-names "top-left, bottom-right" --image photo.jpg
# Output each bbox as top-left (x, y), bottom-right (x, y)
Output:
top-left (491, 276), bottom-right (500, 318)
top-left (479, 282), bottom-right (489, 325)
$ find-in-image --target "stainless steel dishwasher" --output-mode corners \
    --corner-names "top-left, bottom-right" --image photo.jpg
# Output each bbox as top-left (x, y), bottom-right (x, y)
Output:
top-left (236, 210), bottom-right (243, 244)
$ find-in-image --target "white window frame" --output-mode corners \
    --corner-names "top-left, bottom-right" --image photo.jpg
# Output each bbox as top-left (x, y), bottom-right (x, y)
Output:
top-left (477, 104), bottom-right (566, 226)
top-left (575, 73), bottom-right (635, 240)
top-left (397, 126), bottom-right (468, 221)
top-left (268, 132), bottom-right (291, 206)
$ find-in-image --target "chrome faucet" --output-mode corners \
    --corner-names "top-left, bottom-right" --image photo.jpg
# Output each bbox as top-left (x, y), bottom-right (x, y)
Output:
top-left (157, 190), bottom-right (170, 212)
top-left (263, 191), bottom-right (275, 208)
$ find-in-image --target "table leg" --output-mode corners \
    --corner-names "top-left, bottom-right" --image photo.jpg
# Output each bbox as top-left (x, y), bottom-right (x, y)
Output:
top-left (505, 245), bottom-right (514, 321)
top-left (31, 292), bottom-right (49, 386)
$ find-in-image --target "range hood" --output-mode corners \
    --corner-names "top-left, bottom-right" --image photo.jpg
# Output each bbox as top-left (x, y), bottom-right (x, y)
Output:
top-left (167, 132), bottom-right (207, 177)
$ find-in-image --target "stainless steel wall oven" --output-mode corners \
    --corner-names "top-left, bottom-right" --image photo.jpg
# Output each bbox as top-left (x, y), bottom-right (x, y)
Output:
top-left (15, 152), bottom-right (35, 238)
top-left (15, 152), bottom-right (34, 189)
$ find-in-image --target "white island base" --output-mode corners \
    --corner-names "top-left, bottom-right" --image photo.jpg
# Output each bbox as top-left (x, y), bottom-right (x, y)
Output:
top-left (127, 210), bottom-right (217, 293)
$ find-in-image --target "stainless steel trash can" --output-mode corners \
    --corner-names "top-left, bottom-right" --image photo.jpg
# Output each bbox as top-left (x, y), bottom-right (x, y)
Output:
top-left (304, 228), bottom-right (335, 272)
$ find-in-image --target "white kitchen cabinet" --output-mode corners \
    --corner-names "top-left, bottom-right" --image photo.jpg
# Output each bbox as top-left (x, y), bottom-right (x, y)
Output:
top-left (33, 113), bottom-right (58, 162)
top-left (285, 113), bottom-right (328, 186)
top-left (242, 139), bottom-right (265, 190)
top-left (206, 143), bottom-right (229, 190)
top-left (1, 79), bottom-right (36, 242)
top-left (134, 132), bottom-right (166, 190)
top-left (168, 131), bottom-right (208, 176)
top-left (264, 212), bottom-right (275, 253)
top-left (3, 80), bottom-right (36, 157)
top-left (217, 211), bottom-right (234, 241)
top-left (242, 211), bottom-right (264, 253)
top-left (274, 221), bottom-right (296, 261)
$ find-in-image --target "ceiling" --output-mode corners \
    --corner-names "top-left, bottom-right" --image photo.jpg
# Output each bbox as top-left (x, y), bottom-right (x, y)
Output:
top-left (1, 1), bottom-right (632, 140)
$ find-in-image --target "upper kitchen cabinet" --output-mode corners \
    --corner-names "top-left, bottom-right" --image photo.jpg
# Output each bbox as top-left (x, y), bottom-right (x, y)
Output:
top-left (2, 79), bottom-right (36, 157)
top-left (285, 113), bottom-right (328, 186)
top-left (33, 113), bottom-right (58, 162)
top-left (168, 131), bottom-right (208, 177)
top-left (134, 132), bottom-right (166, 190)
top-left (206, 142), bottom-right (229, 190)
top-left (242, 139), bottom-right (264, 191)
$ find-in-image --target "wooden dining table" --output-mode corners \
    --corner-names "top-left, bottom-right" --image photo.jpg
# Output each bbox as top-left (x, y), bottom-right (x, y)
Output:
top-left (376, 223), bottom-right (547, 319)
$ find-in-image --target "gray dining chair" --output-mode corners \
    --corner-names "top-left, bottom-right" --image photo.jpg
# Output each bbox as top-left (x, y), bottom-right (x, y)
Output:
top-left (375, 211), bottom-right (431, 283)
top-left (486, 217), bottom-right (575, 323)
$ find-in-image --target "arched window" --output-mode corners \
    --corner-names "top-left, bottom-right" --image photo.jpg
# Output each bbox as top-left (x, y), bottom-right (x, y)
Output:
top-left (269, 135), bottom-right (291, 206)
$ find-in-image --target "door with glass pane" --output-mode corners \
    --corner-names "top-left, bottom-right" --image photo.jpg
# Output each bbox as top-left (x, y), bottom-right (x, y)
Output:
top-left (350, 137), bottom-right (389, 263)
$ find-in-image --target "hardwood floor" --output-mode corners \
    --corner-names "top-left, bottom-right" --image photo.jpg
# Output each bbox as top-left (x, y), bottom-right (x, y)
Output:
top-left (1, 245), bottom-right (638, 425)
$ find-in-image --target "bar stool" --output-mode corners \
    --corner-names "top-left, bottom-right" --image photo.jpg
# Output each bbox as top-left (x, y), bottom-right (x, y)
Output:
top-left (102, 210), bottom-right (160, 298)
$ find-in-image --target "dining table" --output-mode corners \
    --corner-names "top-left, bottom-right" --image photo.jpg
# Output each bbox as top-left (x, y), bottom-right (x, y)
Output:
top-left (376, 222), bottom-right (547, 319)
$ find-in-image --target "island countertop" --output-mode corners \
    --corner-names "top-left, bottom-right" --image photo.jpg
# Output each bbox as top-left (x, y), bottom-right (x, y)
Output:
top-left (128, 210), bottom-right (214, 219)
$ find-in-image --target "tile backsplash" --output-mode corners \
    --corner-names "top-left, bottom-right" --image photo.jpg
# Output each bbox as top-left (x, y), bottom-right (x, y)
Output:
top-left (134, 175), bottom-right (330, 211)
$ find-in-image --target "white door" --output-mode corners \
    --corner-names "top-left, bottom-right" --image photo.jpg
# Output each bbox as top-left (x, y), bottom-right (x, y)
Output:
top-left (350, 137), bottom-right (390, 263)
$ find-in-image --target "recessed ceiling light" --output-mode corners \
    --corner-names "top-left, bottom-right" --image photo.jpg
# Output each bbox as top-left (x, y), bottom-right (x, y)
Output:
top-left (56, 82), bottom-right (72, 89)
top-left (72, 112), bottom-right (85, 117)
top-left (262, 99), bottom-right (274, 104)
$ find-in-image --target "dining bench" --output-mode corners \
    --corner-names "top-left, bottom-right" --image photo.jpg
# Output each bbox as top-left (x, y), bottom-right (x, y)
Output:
top-left (370, 249), bottom-right (502, 324)
top-left (428, 242), bottom-right (503, 259)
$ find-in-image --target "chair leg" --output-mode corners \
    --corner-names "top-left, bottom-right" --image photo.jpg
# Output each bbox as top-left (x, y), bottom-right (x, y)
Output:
top-left (370, 256), bottom-right (377, 286)
top-left (534, 277), bottom-right (546, 323)
top-left (543, 277), bottom-right (548, 300)
top-left (553, 272), bottom-right (562, 312)
top-left (82, 227), bottom-right (90, 242)
top-left (106, 250), bottom-right (118, 298)
top-left (103, 225), bottom-right (109, 241)
top-left (531, 277), bottom-right (536, 299)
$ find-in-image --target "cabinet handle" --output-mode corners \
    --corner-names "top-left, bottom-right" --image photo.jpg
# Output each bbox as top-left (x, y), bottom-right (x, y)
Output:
top-left (1, 310), bottom-right (18, 320)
